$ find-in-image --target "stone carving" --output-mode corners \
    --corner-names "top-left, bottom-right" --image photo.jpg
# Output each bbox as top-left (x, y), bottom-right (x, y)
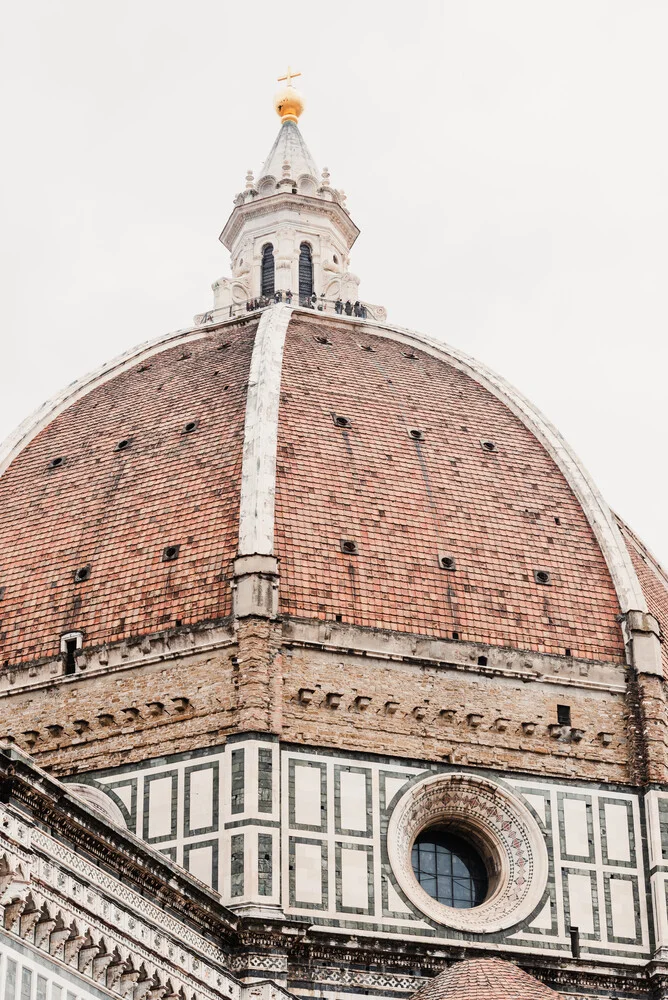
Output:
top-left (68, 782), bottom-right (127, 829)
top-left (0, 806), bottom-right (243, 1000)
top-left (292, 965), bottom-right (421, 992)
top-left (387, 772), bottom-right (548, 933)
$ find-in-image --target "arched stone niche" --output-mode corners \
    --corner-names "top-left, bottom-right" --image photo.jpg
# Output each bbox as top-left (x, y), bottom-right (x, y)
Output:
top-left (68, 782), bottom-right (127, 830)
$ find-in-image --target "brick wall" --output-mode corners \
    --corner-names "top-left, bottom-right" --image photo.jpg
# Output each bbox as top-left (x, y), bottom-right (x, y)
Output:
top-left (0, 621), bottom-right (639, 783)
top-left (280, 644), bottom-right (632, 783)
top-left (2, 645), bottom-right (239, 775)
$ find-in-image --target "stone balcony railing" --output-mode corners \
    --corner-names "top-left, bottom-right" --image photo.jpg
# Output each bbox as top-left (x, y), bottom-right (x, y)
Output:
top-left (194, 293), bottom-right (387, 327)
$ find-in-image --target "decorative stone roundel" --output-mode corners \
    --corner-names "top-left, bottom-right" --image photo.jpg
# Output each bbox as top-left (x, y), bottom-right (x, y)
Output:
top-left (387, 772), bottom-right (548, 933)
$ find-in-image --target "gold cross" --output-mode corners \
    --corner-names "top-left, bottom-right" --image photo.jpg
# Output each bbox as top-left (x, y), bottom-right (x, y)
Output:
top-left (277, 66), bottom-right (301, 88)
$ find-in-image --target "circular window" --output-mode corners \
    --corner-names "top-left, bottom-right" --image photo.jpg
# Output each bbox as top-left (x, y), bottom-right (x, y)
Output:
top-left (387, 773), bottom-right (548, 933)
top-left (412, 828), bottom-right (488, 908)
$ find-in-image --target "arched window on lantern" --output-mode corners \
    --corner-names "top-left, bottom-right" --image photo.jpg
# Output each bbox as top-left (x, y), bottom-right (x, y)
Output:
top-left (299, 242), bottom-right (313, 302)
top-left (261, 243), bottom-right (275, 297)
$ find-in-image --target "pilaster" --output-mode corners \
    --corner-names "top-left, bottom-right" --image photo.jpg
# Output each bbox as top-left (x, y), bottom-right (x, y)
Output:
top-left (235, 618), bottom-right (282, 734)
top-left (232, 555), bottom-right (279, 619)
top-left (622, 611), bottom-right (668, 783)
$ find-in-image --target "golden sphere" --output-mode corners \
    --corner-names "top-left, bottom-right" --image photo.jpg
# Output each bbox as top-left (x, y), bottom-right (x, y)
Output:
top-left (274, 85), bottom-right (305, 123)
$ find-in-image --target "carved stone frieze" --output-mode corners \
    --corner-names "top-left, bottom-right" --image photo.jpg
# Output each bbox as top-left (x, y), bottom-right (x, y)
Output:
top-left (0, 799), bottom-right (303, 1000)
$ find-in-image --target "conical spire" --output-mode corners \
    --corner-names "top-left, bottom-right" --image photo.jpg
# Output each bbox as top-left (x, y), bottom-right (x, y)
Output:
top-left (258, 120), bottom-right (319, 187)
top-left (257, 68), bottom-right (318, 190)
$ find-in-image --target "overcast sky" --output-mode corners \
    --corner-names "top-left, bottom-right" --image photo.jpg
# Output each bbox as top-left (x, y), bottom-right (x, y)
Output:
top-left (1, 1), bottom-right (667, 567)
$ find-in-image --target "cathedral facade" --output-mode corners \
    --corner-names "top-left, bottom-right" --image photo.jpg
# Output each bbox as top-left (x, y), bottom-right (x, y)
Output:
top-left (1, 75), bottom-right (668, 1000)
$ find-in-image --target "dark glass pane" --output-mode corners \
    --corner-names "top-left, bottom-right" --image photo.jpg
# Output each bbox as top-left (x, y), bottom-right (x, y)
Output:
top-left (261, 244), bottom-right (275, 297)
top-left (453, 878), bottom-right (473, 898)
top-left (420, 850), bottom-right (436, 874)
top-left (436, 851), bottom-right (451, 875)
top-left (452, 855), bottom-right (469, 877)
top-left (419, 874), bottom-right (436, 893)
top-left (410, 828), bottom-right (488, 909)
top-left (298, 243), bottom-right (313, 300)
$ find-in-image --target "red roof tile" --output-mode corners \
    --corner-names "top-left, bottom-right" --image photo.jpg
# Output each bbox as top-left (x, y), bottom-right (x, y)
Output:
top-left (412, 959), bottom-right (560, 999)
top-left (0, 322), bottom-right (256, 664)
top-left (0, 310), bottom-right (629, 668)
top-left (275, 316), bottom-right (625, 661)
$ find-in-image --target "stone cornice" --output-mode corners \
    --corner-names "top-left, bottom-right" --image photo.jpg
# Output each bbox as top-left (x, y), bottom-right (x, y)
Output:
top-left (0, 798), bottom-right (300, 1000)
top-left (0, 744), bottom-right (238, 941)
top-left (0, 620), bottom-right (236, 698)
top-left (286, 931), bottom-right (651, 987)
top-left (220, 194), bottom-right (360, 251)
top-left (282, 616), bottom-right (627, 692)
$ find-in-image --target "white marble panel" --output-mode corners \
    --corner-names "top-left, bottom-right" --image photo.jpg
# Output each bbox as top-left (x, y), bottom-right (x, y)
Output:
top-left (523, 793), bottom-right (546, 825)
top-left (384, 776), bottom-right (409, 806)
top-left (294, 841), bottom-right (323, 904)
top-left (386, 878), bottom-right (411, 914)
top-left (147, 777), bottom-right (174, 840)
top-left (529, 899), bottom-right (553, 930)
top-left (604, 803), bottom-right (631, 862)
top-left (113, 784), bottom-right (133, 812)
top-left (567, 873), bottom-right (595, 934)
top-left (563, 798), bottom-right (589, 857)
top-left (186, 844), bottom-right (213, 886)
top-left (294, 765), bottom-right (322, 827)
top-left (340, 848), bottom-right (369, 909)
top-left (609, 877), bottom-right (636, 939)
top-left (340, 771), bottom-right (368, 832)
top-left (189, 768), bottom-right (214, 830)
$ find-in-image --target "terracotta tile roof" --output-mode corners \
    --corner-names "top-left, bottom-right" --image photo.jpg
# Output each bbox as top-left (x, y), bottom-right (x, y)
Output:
top-left (412, 959), bottom-right (560, 999)
top-left (0, 309), bottom-right (629, 669)
top-left (275, 316), bottom-right (625, 661)
top-left (617, 516), bottom-right (668, 676)
top-left (0, 322), bottom-right (255, 665)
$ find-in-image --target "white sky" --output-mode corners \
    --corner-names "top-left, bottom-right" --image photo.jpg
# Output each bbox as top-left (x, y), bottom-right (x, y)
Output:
top-left (1, 1), bottom-right (667, 565)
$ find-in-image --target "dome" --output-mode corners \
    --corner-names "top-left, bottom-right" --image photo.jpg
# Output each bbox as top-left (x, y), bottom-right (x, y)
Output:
top-left (411, 958), bottom-right (560, 999)
top-left (1, 79), bottom-right (664, 1000)
top-left (0, 305), bottom-right (650, 672)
